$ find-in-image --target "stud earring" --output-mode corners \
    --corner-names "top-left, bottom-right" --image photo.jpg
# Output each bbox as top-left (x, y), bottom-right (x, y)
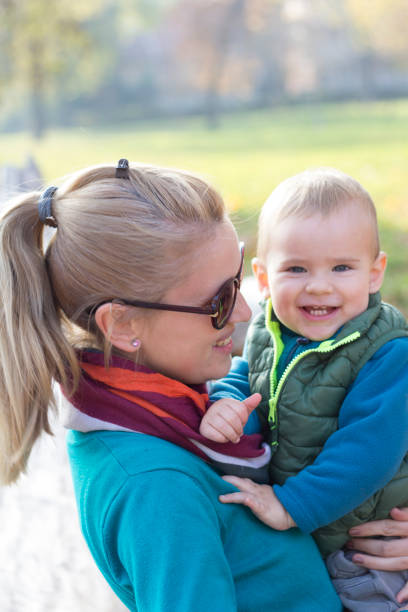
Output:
top-left (131, 338), bottom-right (141, 349)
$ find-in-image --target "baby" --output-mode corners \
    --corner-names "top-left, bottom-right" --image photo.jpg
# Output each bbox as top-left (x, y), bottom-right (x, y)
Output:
top-left (200, 167), bottom-right (408, 611)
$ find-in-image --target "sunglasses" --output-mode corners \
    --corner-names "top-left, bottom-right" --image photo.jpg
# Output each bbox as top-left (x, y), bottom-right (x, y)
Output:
top-left (92, 243), bottom-right (244, 330)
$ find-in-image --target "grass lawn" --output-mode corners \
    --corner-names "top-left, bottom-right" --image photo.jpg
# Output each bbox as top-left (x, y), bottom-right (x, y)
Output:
top-left (0, 98), bottom-right (407, 313)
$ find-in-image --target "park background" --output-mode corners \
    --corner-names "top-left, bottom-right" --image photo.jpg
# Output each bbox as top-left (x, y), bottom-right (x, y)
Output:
top-left (0, 1), bottom-right (407, 610)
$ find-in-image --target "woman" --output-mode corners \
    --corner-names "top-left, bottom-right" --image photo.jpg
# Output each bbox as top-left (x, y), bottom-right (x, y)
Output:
top-left (0, 159), bottom-right (341, 611)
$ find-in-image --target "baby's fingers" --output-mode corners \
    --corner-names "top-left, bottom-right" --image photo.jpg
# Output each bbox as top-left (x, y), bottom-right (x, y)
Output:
top-left (218, 407), bottom-right (245, 439)
top-left (222, 475), bottom-right (259, 492)
top-left (219, 491), bottom-right (251, 504)
top-left (200, 411), bottom-right (243, 443)
top-left (199, 421), bottom-right (230, 443)
top-left (219, 491), bottom-right (263, 515)
top-left (220, 476), bottom-right (265, 512)
top-left (242, 393), bottom-right (262, 416)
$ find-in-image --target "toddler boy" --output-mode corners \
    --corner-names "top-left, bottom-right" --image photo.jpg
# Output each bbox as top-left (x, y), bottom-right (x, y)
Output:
top-left (200, 168), bottom-right (408, 611)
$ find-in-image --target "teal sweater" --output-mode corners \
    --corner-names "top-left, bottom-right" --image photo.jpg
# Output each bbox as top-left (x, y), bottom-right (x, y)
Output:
top-left (67, 430), bottom-right (341, 612)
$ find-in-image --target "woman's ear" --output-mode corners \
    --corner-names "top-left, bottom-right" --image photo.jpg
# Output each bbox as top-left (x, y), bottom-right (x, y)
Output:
top-left (252, 258), bottom-right (271, 299)
top-left (94, 303), bottom-right (141, 353)
top-left (369, 251), bottom-right (387, 293)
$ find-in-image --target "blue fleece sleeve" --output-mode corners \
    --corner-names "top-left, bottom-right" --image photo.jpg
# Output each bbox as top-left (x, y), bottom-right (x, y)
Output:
top-left (274, 338), bottom-right (408, 533)
top-left (210, 356), bottom-right (250, 402)
top-left (210, 356), bottom-right (261, 434)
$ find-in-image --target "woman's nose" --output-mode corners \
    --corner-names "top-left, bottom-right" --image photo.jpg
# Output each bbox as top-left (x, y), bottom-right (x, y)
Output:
top-left (230, 290), bottom-right (252, 324)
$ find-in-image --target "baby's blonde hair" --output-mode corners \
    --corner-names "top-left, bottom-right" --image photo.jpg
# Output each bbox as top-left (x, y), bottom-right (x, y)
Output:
top-left (257, 167), bottom-right (379, 260)
top-left (0, 162), bottom-right (226, 484)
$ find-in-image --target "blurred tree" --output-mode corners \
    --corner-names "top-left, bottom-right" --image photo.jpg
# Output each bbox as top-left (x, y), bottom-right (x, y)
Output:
top-left (273, 0), bottom-right (408, 100)
top-left (168, 0), bottom-right (285, 128)
top-left (341, 0), bottom-right (408, 98)
top-left (2, 0), bottom-right (408, 133)
top-left (346, 0), bottom-right (408, 60)
top-left (0, 0), bottom-right (108, 138)
top-left (201, 0), bottom-right (247, 128)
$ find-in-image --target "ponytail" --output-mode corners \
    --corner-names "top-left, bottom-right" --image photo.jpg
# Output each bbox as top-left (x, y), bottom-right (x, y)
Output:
top-left (0, 193), bottom-right (79, 484)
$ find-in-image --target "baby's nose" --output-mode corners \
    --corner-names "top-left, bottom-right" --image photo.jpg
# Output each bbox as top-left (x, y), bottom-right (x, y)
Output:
top-left (305, 277), bottom-right (333, 295)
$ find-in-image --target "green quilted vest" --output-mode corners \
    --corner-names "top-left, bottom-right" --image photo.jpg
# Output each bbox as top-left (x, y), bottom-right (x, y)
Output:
top-left (247, 292), bottom-right (408, 557)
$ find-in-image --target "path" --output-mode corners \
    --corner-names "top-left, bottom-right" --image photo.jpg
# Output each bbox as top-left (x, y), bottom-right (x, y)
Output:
top-left (0, 417), bottom-right (127, 612)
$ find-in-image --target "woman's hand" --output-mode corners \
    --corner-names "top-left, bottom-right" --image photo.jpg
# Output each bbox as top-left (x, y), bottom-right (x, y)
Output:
top-left (347, 507), bottom-right (408, 606)
top-left (219, 476), bottom-right (296, 531)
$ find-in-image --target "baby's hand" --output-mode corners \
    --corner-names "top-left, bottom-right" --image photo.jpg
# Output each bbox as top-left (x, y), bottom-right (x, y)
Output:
top-left (199, 393), bottom-right (261, 443)
top-left (220, 476), bottom-right (296, 531)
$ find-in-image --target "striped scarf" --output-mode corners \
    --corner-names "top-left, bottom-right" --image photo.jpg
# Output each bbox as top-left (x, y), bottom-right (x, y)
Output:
top-left (63, 350), bottom-right (266, 464)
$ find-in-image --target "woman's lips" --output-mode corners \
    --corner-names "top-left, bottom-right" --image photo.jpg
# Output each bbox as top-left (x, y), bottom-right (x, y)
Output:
top-left (213, 335), bottom-right (233, 352)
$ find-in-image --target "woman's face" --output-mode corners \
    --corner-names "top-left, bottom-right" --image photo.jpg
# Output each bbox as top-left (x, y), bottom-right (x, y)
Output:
top-left (138, 223), bottom-right (251, 385)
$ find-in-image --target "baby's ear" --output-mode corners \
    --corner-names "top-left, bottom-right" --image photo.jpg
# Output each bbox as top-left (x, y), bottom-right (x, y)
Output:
top-left (369, 251), bottom-right (387, 293)
top-left (252, 258), bottom-right (271, 299)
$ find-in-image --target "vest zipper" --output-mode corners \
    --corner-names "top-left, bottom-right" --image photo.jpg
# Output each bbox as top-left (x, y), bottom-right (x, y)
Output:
top-left (266, 304), bottom-right (361, 428)
top-left (283, 336), bottom-right (310, 370)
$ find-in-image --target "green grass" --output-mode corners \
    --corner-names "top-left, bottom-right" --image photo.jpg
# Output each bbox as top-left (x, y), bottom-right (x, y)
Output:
top-left (1, 98), bottom-right (407, 312)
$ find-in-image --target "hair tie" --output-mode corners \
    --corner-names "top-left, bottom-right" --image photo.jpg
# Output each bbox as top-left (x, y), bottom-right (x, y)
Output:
top-left (116, 158), bottom-right (130, 179)
top-left (38, 186), bottom-right (58, 228)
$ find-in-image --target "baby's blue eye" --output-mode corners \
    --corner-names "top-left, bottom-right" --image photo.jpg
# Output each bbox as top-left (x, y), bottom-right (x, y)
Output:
top-left (288, 266), bottom-right (306, 273)
top-left (333, 264), bottom-right (350, 272)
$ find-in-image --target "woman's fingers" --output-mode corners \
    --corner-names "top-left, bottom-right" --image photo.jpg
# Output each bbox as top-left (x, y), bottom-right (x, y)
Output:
top-left (348, 536), bottom-right (408, 558)
top-left (397, 579), bottom-right (408, 606)
top-left (390, 507), bottom-right (408, 521)
top-left (349, 507), bottom-right (408, 538)
top-left (347, 507), bottom-right (408, 575)
top-left (349, 518), bottom-right (408, 539)
top-left (351, 551), bottom-right (408, 571)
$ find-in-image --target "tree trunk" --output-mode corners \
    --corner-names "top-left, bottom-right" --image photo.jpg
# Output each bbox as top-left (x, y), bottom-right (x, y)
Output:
top-left (204, 0), bottom-right (246, 129)
top-left (29, 39), bottom-right (46, 139)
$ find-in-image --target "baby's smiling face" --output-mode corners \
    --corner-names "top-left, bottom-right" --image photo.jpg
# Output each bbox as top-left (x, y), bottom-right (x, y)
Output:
top-left (253, 204), bottom-right (387, 340)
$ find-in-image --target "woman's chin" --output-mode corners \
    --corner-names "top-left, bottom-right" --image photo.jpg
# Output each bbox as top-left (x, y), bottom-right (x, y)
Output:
top-left (209, 354), bottom-right (233, 382)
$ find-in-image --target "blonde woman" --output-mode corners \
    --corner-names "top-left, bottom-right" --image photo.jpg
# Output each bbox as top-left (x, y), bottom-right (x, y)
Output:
top-left (0, 160), bottom-right (341, 611)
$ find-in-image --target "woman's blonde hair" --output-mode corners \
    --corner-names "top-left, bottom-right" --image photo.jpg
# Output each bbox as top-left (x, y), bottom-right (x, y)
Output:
top-left (258, 167), bottom-right (380, 260)
top-left (0, 162), bottom-right (226, 484)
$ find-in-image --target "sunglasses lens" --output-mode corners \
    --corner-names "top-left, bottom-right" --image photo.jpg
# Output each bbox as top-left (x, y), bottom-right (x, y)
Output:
top-left (214, 279), bottom-right (237, 329)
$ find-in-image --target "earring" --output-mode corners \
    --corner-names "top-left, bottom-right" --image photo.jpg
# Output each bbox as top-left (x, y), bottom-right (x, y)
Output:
top-left (131, 338), bottom-right (141, 349)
